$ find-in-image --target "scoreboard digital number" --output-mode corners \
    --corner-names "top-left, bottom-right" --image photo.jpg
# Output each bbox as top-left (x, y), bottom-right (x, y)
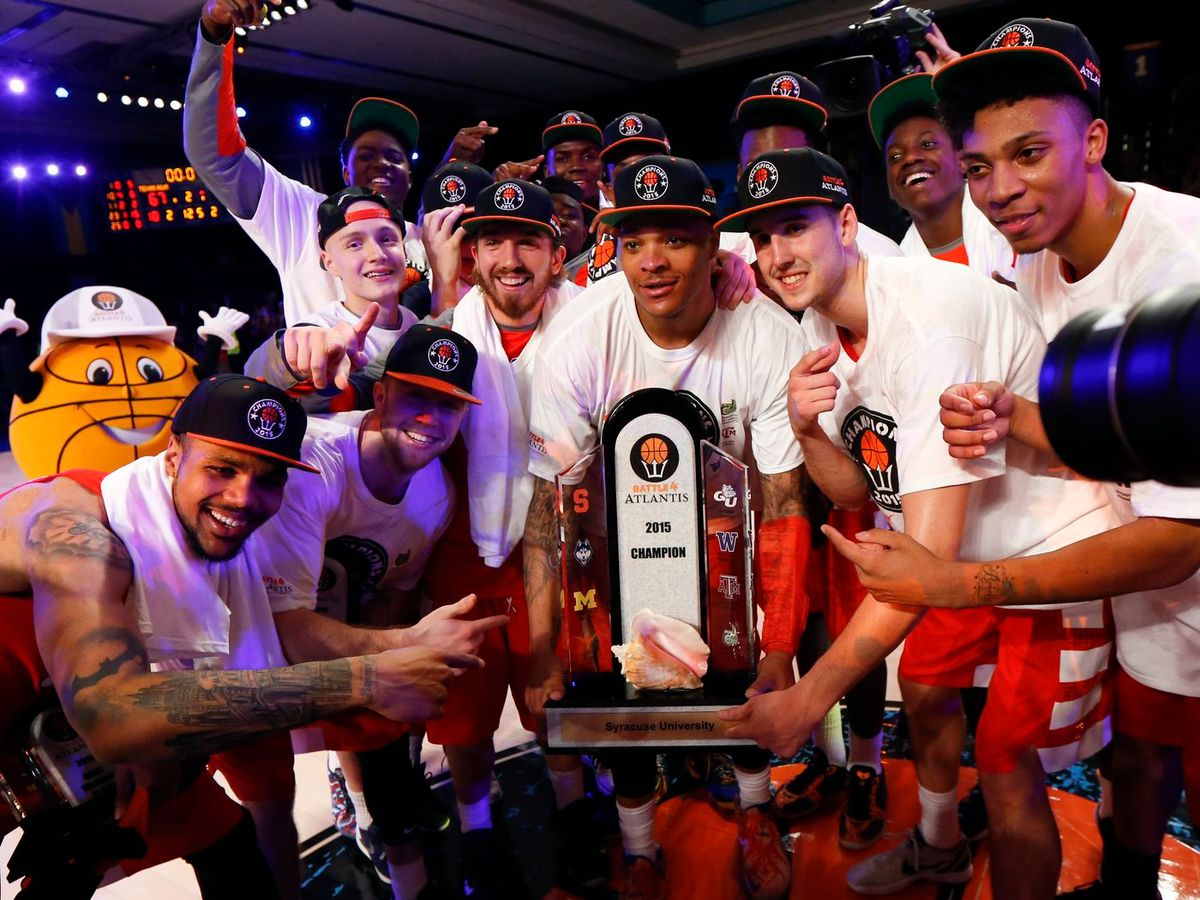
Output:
top-left (105, 166), bottom-right (229, 232)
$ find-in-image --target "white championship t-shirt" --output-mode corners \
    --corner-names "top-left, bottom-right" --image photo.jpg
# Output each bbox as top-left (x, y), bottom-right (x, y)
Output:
top-left (1015, 182), bottom-right (1200, 694)
top-left (527, 278), bottom-right (806, 480)
top-left (899, 190), bottom-right (1017, 284)
top-left (801, 256), bottom-right (1117, 605)
top-left (252, 410), bottom-right (455, 621)
top-left (236, 160), bottom-right (426, 326)
top-left (300, 300), bottom-right (418, 361)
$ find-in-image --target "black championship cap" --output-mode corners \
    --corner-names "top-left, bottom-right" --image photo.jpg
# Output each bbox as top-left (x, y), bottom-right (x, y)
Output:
top-left (542, 110), bottom-right (603, 151)
top-left (600, 112), bottom-right (671, 165)
top-left (715, 148), bottom-right (851, 233)
top-left (540, 176), bottom-right (584, 204)
top-left (345, 97), bottom-right (420, 154)
top-left (731, 71), bottom-right (828, 135)
top-left (461, 179), bottom-right (561, 240)
top-left (384, 325), bottom-right (481, 405)
top-left (867, 73), bottom-right (938, 148)
top-left (317, 186), bottom-right (406, 249)
top-left (420, 160), bottom-right (493, 216)
top-left (172, 375), bottom-right (319, 473)
top-left (596, 155), bottom-right (719, 228)
top-left (933, 18), bottom-right (1102, 114)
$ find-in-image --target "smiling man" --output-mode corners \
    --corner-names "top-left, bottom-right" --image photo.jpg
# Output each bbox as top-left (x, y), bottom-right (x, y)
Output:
top-left (542, 110), bottom-right (605, 212)
top-left (524, 155), bottom-right (808, 900)
top-left (714, 147), bottom-right (1121, 899)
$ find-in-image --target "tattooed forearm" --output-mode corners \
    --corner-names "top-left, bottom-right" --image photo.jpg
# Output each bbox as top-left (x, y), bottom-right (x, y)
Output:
top-left (973, 564), bottom-right (1018, 606)
top-left (63, 627), bottom-right (148, 730)
top-left (760, 467), bottom-right (806, 520)
top-left (523, 479), bottom-right (563, 645)
top-left (26, 507), bottom-right (132, 571)
top-left (129, 659), bottom-right (356, 732)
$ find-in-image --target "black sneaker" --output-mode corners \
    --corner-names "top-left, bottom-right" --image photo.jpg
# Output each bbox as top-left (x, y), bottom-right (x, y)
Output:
top-left (355, 823), bottom-right (391, 886)
top-left (958, 782), bottom-right (988, 842)
top-left (413, 760), bottom-right (452, 834)
top-left (553, 798), bottom-right (611, 891)
top-left (839, 765), bottom-right (887, 850)
top-left (773, 748), bottom-right (847, 821)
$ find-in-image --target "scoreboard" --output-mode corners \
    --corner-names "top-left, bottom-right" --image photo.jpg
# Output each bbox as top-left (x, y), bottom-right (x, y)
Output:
top-left (105, 165), bottom-right (229, 232)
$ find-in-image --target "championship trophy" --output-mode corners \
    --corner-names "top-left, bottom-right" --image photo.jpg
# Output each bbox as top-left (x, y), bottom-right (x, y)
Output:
top-left (544, 388), bottom-right (758, 750)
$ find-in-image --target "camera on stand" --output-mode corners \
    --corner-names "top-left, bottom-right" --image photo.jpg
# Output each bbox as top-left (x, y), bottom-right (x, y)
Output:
top-left (810, 0), bottom-right (935, 117)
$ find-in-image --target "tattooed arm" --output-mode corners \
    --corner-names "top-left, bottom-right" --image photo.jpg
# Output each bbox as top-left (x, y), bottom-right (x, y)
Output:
top-left (10, 480), bottom-right (476, 766)
top-left (823, 515), bottom-right (1200, 609)
top-left (721, 481), bottom-right (970, 755)
top-left (522, 476), bottom-right (563, 726)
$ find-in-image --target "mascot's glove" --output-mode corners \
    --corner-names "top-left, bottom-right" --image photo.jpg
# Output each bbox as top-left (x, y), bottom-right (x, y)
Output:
top-left (0, 298), bottom-right (30, 337)
top-left (196, 306), bottom-right (249, 353)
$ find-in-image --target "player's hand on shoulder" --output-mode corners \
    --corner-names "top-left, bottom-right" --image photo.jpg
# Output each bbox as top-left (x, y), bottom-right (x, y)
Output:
top-left (367, 645), bottom-right (483, 721)
top-left (283, 302), bottom-right (379, 390)
top-left (788, 342), bottom-right (841, 438)
top-left (714, 249), bottom-right (757, 309)
top-left (938, 380), bottom-right (1012, 459)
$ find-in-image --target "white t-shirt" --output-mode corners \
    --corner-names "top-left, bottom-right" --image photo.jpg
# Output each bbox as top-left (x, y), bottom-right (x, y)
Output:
top-left (1015, 182), bottom-right (1200, 693)
top-left (527, 278), bottom-right (806, 480)
top-left (899, 190), bottom-right (1016, 284)
top-left (300, 300), bottom-right (418, 361)
top-left (252, 410), bottom-right (455, 620)
top-left (236, 160), bottom-right (426, 326)
top-left (719, 221), bottom-right (902, 266)
top-left (801, 256), bottom-right (1117, 606)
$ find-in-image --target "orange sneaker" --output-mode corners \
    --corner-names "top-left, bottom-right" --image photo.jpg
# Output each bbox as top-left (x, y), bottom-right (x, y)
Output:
top-left (738, 803), bottom-right (791, 900)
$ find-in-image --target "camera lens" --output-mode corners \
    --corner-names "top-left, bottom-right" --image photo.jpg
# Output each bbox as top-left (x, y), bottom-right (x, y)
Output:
top-left (1039, 284), bottom-right (1200, 486)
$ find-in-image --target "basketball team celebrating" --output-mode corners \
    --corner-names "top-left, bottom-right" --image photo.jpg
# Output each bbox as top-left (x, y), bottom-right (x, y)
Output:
top-left (2, 0), bottom-right (1197, 898)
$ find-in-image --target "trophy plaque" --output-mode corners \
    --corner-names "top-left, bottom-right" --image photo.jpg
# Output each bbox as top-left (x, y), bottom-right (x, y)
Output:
top-left (545, 388), bottom-right (758, 750)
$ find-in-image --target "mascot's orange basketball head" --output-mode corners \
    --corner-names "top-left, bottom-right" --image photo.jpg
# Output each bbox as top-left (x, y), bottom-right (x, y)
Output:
top-left (9, 286), bottom-right (197, 477)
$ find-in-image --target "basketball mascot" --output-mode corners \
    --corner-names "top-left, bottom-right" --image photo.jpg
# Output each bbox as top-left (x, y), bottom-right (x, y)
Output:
top-left (0, 286), bottom-right (247, 477)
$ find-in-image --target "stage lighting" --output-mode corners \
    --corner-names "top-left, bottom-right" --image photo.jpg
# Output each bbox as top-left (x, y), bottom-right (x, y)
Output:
top-left (12, 165), bottom-right (28, 180)
top-left (121, 95), bottom-right (132, 105)
top-left (297, 0), bottom-right (310, 8)
top-left (299, 115), bottom-right (313, 128)
top-left (137, 96), bottom-right (148, 107)
top-left (55, 87), bottom-right (69, 99)
top-left (153, 97), bottom-right (164, 108)
top-left (284, 5), bottom-right (296, 14)
top-left (74, 164), bottom-right (87, 177)
top-left (270, 9), bottom-right (282, 19)
top-left (97, 91), bottom-right (108, 103)
top-left (237, 106), bottom-right (247, 118)
top-left (7, 77), bottom-right (26, 95)
top-left (170, 100), bottom-right (182, 111)
top-left (46, 163), bottom-right (60, 176)
top-left (235, 26), bottom-right (247, 36)
top-left (411, 151), bottom-right (420, 161)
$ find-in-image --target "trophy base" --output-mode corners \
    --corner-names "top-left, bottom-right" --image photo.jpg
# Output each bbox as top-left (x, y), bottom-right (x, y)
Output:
top-left (544, 673), bottom-right (758, 751)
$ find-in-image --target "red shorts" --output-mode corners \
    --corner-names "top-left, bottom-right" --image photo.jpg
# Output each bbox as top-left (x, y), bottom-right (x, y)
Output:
top-left (209, 732), bottom-right (296, 803)
top-left (1114, 665), bottom-right (1200, 826)
top-left (806, 506), bottom-right (873, 639)
top-left (426, 590), bottom-right (540, 745)
top-left (976, 600), bottom-right (1113, 774)
top-left (118, 773), bottom-right (246, 874)
top-left (899, 607), bottom-right (1000, 689)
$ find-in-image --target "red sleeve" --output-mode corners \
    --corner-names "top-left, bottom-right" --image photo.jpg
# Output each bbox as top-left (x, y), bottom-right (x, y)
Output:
top-left (757, 514), bottom-right (810, 656)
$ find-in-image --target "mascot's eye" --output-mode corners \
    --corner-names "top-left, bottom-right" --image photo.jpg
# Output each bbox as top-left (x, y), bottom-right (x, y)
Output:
top-left (86, 359), bottom-right (114, 385)
top-left (136, 357), bottom-right (164, 383)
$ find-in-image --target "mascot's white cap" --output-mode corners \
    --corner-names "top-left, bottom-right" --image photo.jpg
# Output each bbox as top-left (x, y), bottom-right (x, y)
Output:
top-left (39, 286), bottom-right (177, 354)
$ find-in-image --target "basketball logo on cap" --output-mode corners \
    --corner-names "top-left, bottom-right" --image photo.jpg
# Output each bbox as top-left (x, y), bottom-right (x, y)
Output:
top-left (992, 23), bottom-right (1035, 47)
top-left (771, 74), bottom-right (803, 97)
top-left (561, 112), bottom-right (582, 124)
top-left (619, 115), bottom-right (644, 136)
top-left (440, 175), bottom-right (466, 204)
top-left (248, 398), bottom-right (287, 441)
top-left (747, 161), bottom-right (779, 200)
top-left (634, 164), bottom-right (668, 201)
top-left (495, 182), bottom-right (525, 211)
top-left (91, 290), bottom-right (123, 311)
top-left (428, 338), bottom-right (460, 373)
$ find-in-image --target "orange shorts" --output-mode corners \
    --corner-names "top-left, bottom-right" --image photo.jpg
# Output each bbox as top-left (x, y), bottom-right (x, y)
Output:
top-left (118, 773), bottom-right (245, 874)
top-left (899, 607), bottom-right (1000, 689)
top-left (975, 600), bottom-right (1112, 774)
top-left (209, 731), bottom-right (296, 803)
